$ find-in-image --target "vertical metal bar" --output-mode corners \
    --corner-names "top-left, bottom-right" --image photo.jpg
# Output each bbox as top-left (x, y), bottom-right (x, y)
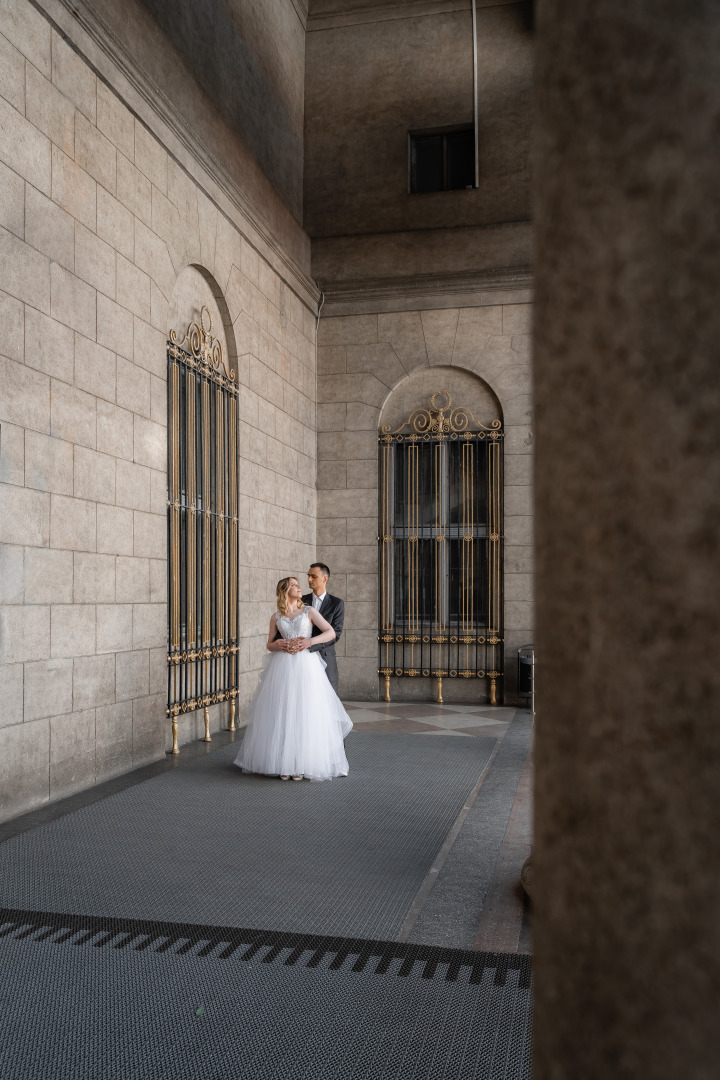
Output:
top-left (408, 441), bottom-right (419, 672)
top-left (435, 442), bottom-right (442, 713)
top-left (167, 346), bottom-right (179, 750)
top-left (225, 387), bottom-right (231, 713)
top-left (434, 438), bottom-right (447, 701)
top-left (170, 360), bottom-right (180, 652)
top-left (224, 390), bottom-right (229, 709)
top-left (166, 348), bottom-right (172, 718)
top-left (203, 369), bottom-right (213, 745)
top-left (172, 361), bottom-right (180, 732)
top-left (209, 377), bottom-right (216, 709)
top-left (464, 440), bottom-right (474, 676)
top-left (461, 438), bottom-right (471, 680)
top-left (187, 370), bottom-right (196, 657)
top-left (487, 437), bottom-right (494, 702)
top-left (476, 437), bottom-right (481, 684)
top-left (380, 438), bottom-right (394, 700)
top-left (488, 437), bottom-right (501, 704)
top-left (202, 376), bottom-right (211, 726)
top-left (228, 389), bottom-right (238, 728)
top-left (180, 371), bottom-right (186, 706)
top-left (216, 385), bottom-right (224, 688)
top-left (229, 392), bottom-right (237, 643)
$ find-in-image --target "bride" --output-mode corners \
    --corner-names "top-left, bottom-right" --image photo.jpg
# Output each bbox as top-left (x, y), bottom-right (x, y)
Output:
top-left (234, 576), bottom-right (353, 781)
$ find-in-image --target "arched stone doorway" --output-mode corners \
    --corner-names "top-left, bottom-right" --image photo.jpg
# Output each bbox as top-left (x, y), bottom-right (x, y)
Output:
top-left (378, 366), bottom-right (504, 704)
top-left (166, 266), bottom-right (240, 750)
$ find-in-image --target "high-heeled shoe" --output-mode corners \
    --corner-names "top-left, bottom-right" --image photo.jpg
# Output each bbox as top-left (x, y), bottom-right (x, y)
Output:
top-left (291, 775), bottom-right (303, 781)
top-left (280, 775), bottom-right (290, 781)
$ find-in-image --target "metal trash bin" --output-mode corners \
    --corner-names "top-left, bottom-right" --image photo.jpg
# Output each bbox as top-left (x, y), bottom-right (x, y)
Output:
top-left (517, 645), bottom-right (535, 713)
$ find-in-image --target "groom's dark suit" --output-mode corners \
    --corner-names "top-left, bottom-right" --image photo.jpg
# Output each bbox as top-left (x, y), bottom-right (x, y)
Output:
top-left (302, 592), bottom-right (344, 694)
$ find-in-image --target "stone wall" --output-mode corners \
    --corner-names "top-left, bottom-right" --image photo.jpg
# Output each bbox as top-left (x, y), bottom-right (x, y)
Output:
top-left (0, 0), bottom-right (318, 822)
top-left (316, 288), bottom-right (533, 703)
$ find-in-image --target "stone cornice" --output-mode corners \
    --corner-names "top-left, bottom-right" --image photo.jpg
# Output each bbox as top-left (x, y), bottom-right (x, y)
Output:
top-left (33, 0), bottom-right (321, 312)
top-left (317, 266), bottom-right (533, 314)
top-left (307, 0), bottom-right (521, 31)
top-left (289, 0), bottom-right (310, 27)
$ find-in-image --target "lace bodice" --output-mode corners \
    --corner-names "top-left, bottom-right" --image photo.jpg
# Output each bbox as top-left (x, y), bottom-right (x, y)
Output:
top-left (275, 610), bottom-right (312, 640)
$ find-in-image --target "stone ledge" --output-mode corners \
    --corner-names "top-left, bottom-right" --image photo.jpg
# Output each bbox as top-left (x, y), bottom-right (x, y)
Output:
top-left (319, 265), bottom-right (534, 316)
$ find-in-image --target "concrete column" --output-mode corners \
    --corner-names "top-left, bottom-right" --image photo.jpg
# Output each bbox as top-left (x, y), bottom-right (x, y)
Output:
top-left (533, 3), bottom-right (720, 1077)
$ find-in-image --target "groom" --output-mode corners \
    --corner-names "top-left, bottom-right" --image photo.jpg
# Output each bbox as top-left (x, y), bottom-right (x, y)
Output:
top-left (292, 562), bottom-right (344, 694)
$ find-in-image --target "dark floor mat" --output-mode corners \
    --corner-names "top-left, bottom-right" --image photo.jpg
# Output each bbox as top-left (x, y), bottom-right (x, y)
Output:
top-left (0, 924), bottom-right (532, 1080)
top-left (0, 732), bottom-right (496, 941)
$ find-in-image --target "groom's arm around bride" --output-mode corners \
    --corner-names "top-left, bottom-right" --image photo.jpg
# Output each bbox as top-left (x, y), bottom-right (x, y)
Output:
top-left (303, 562), bottom-right (344, 695)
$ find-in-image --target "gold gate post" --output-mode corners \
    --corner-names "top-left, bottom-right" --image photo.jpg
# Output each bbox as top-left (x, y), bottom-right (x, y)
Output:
top-left (203, 705), bottom-right (212, 742)
top-left (436, 676), bottom-right (444, 703)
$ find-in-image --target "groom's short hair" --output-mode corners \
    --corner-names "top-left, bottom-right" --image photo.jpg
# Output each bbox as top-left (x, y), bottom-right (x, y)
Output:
top-left (310, 561), bottom-right (330, 578)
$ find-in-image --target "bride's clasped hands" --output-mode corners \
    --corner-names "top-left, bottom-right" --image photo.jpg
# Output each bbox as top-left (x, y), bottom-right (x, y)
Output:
top-left (266, 581), bottom-right (322, 656)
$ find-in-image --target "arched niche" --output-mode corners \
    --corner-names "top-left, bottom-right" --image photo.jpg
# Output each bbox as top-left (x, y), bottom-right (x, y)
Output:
top-left (377, 364), bottom-right (505, 707)
top-left (379, 365), bottom-right (502, 433)
top-left (169, 264), bottom-right (237, 375)
top-left (166, 263), bottom-right (239, 750)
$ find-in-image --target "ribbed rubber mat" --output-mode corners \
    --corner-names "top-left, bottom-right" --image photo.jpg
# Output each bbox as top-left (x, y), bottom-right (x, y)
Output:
top-left (0, 733), bottom-right (496, 941)
top-left (0, 919), bottom-right (532, 1079)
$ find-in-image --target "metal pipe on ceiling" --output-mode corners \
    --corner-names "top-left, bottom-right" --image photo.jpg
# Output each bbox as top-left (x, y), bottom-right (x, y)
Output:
top-left (472, 0), bottom-right (479, 188)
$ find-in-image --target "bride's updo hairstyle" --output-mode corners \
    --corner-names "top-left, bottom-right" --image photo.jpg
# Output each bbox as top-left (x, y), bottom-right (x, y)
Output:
top-left (276, 576), bottom-right (304, 618)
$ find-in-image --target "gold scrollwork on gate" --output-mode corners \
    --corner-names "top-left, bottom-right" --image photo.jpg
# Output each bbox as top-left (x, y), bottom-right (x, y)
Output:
top-left (169, 306), bottom-right (236, 388)
top-left (381, 390), bottom-right (502, 437)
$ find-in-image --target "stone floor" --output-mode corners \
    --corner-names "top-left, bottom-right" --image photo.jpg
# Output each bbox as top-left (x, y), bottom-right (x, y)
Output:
top-left (345, 700), bottom-right (533, 954)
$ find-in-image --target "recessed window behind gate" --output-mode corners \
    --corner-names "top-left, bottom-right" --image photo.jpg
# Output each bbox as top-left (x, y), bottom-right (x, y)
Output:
top-left (379, 391), bottom-right (504, 704)
top-left (166, 307), bottom-right (240, 751)
top-left (409, 128), bottom-right (475, 193)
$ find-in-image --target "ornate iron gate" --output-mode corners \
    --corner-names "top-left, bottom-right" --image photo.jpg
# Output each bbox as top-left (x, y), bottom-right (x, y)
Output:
top-left (378, 391), bottom-right (504, 703)
top-left (166, 307), bottom-right (240, 751)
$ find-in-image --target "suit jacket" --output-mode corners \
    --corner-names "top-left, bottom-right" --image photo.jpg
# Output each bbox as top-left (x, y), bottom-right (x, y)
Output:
top-left (302, 592), bottom-right (344, 653)
top-left (302, 592), bottom-right (344, 693)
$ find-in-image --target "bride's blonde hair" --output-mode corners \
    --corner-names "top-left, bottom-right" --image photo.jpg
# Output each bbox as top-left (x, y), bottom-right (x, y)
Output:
top-left (276, 576), bottom-right (304, 618)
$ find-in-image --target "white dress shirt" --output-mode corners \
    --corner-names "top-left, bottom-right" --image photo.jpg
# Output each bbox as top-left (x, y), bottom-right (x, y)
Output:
top-left (312, 591), bottom-right (326, 610)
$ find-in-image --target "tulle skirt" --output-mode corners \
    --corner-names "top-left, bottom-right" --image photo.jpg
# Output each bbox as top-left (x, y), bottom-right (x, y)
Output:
top-left (234, 650), bottom-right (352, 781)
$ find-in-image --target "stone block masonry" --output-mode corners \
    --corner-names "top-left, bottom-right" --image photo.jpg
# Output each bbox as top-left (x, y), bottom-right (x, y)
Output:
top-left (317, 298), bottom-right (534, 703)
top-left (0, 0), bottom-right (318, 822)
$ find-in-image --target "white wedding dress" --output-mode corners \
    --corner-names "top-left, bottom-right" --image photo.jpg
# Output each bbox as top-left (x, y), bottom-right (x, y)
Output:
top-left (234, 609), bottom-right (353, 780)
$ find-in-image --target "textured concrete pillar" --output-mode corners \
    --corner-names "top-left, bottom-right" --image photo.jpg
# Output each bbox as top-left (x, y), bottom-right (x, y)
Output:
top-left (533, 3), bottom-right (720, 1077)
